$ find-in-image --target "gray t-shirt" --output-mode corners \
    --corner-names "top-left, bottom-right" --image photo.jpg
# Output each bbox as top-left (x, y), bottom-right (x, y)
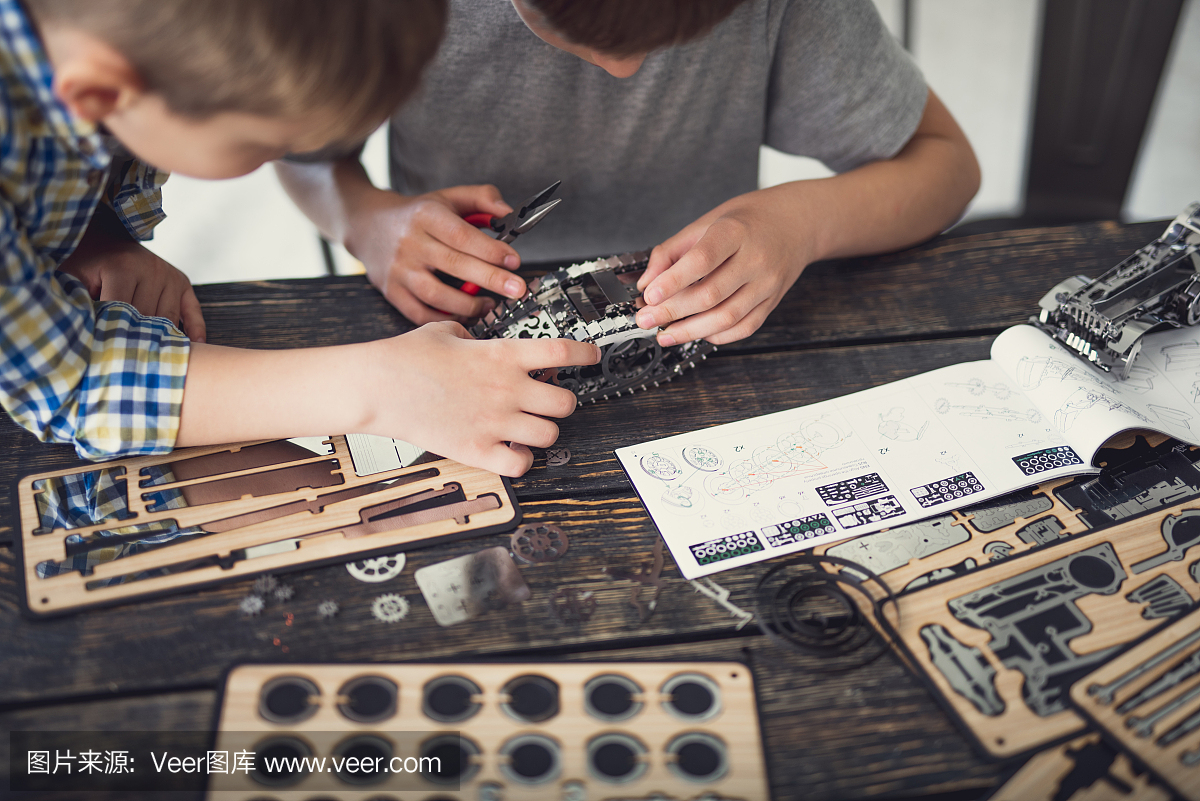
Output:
top-left (389, 0), bottom-right (927, 262)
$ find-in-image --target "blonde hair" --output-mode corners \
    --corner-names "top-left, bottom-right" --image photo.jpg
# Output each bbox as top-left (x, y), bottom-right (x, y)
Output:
top-left (28, 0), bottom-right (446, 142)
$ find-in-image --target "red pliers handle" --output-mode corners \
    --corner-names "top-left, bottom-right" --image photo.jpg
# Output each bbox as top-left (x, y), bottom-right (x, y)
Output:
top-left (458, 213), bottom-right (497, 295)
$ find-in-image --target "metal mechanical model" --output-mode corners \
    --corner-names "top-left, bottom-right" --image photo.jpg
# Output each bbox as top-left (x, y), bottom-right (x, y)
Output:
top-left (466, 182), bottom-right (714, 403)
top-left (1032, 202), bottom-right (1200, 379)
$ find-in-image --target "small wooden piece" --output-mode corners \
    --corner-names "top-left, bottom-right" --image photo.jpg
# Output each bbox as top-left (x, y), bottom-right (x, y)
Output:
top-left (15, 436), bottom-right (519, 615)
top-left (1073, 607), bottom-right (1200, 800)
top-left (209, 661), bottom-right (769, 799)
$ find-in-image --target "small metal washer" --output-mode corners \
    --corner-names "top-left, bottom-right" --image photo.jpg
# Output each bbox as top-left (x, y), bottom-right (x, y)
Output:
top-left (511, 524), bottom-right (569, 564)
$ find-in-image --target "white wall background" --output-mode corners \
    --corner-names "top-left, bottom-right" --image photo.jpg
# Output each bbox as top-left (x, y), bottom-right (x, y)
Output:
top-left (145, 0), bottom-right (1200, 285)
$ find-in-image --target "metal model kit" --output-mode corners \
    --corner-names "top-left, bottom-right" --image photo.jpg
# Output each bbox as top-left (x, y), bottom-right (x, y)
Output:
top-left (1074, 605), bottom-right (1200, 799)
top-left (470, 251), bottom-right (716, 403)
top-left (207, 661), bottom-right (769, 799)
top-left (1032, 202), bottom-right (1200, 379)
top-left (984, 730), bottom-right (1170, 801)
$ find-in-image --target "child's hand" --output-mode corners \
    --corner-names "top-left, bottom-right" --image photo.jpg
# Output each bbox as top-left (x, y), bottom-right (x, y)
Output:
top-left (376, 322), bottom-right (601, 476)
top-left (634, 188), bottom-right (812, 347)
top-left (57, 238), bottom-right (207, 342)
top-left (347, 185), bottom-right (528, 324)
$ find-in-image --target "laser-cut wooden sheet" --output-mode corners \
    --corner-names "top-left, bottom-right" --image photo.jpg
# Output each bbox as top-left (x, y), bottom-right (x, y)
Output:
top-left (878, 495), bottom-right (1200, 760)
top-left (984, 730), bottom-right (1171, 801)
top-left (207, 661), bottom-right (769, 799)
top-left (1073, 607), bottom-right (1200, 800)
top-left (15, 436), bottom-right (519, 616)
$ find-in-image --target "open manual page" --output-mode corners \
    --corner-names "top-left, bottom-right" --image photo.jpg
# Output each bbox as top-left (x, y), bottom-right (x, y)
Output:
top-left (617, 324), bottom-right (1200, 579)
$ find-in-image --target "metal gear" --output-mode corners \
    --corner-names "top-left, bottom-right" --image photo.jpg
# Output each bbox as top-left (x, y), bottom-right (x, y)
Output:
top-left (238, 595), bottom-right (265, 616)
top-left (511, 524), bottom-right (568, 564)
top-left (469, 250), bottom-right (715, 404)
top-left (252, 575), bottom-right (279, 596)
top-left (317, 599), bottom-right (340, 619)
top-left (346, 553), bottom-right (406, 583)
top-left (371, 593), bottom-right (411, 623)
top-left (272, 584), bottom-right (294, 602)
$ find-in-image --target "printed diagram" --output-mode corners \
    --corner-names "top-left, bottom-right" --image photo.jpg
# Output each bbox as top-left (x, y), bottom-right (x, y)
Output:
top-left (682, 445), bottom-right (723, 472)
top-left (1016, 356), bottom-right (1107, 391)
top-left (945, 378), bottom-right (1014, 399)
top-left (1148, 404), bottom-right (1193, 431)
top-left (877, 407), bottom-right (928, 441)
top-left (934, 398), bottom-right (1042, 424)
top-left (1160, 340), bottom-right (1200, 371)
top-left (1054, 387), bottom-right (1154, 431)
top-left (702, 416), bottom-right (850, 505)
top-left (640, 453), bottom-right (682, 481)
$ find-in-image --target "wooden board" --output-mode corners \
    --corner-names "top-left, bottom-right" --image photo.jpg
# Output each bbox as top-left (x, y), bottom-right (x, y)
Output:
top-left (208, 661), bottom-right (770, 799)
top-left (985, 731), bottom-right (1171, 801)
top-left (14, 435), bottom-right (519, 615)
top-left (1072, 607), bottom-right (1200, 800)
top-left (878, 496), bottom-right (1200, 760)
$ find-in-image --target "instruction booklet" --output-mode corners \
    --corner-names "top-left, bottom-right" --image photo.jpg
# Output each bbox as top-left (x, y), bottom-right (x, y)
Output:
top-left (617, 324), bottom-right (1200, 579)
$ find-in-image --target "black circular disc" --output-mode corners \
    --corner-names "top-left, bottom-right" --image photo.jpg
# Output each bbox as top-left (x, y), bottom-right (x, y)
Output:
top-left (670, 682), bottom-right (714, 716)
top-left (258, 677), bottom-right (319, 724)
top-left (502, 675), bottom-right (559, 722)
top-left (593, 741), bottom-right (636, 778)
top-left (337, 676), bottom-right (397, 723)
top-left (590, 681), bottom-right (633, 716)
top-left (677, 740), bottom-right (721, 778)
top-left (510, 743), bottom-right (554, 779)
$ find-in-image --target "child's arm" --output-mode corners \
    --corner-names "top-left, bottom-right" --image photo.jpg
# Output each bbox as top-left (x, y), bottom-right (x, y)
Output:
top-left (178, 322), bottom-right (601, 477)
top-left (634, 89), bottom-right (980, 346)
top-left (275, 157), bottom-right (525, 323)
top-left (56, 202), bottom-right (206, 342)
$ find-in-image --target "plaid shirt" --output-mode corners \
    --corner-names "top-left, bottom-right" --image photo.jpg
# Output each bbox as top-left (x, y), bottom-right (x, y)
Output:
top-left (0, 0), bottom-right (189, 461)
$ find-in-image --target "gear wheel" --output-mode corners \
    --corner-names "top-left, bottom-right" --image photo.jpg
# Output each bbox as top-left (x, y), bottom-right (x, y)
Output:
top-left (511, 524), bottom-right (569, 564)
top-left (252, 575), bottom-right (279, 596)
top-left (371, 593), bottom-right (410, 623)
top-left (346, 553), bottom-right (406, 583)
top-left (469, 251), bottom-right (714, 403)
top-left (238, 595), bottom-right (265, 616)
top-left (273, 584), bottom-right (294, 602)
top-left (317, 599), bottom-right (340, 619)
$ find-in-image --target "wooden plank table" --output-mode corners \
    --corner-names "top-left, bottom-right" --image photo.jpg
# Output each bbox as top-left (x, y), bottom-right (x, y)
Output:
top-left (0, 219), bottom-right (1168, 800)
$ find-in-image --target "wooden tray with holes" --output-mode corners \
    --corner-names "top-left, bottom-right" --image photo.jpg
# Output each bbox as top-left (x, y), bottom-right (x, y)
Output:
top-left (206, 662), bottom-right (769, 799)
top-left (1072, 606), bottom-right (1200, 799)
top-left (875, 495), bottom-right (1200, 761)
top-left (14, 435), bottom-right (519, 616)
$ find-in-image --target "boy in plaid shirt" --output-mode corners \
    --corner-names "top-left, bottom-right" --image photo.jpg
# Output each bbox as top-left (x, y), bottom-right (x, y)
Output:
top-left (2, 0), bottom-right (597, 478)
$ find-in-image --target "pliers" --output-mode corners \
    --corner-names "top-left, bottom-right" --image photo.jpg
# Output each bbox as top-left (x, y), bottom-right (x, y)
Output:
top-left (458, 180), bottom-right (562, 294)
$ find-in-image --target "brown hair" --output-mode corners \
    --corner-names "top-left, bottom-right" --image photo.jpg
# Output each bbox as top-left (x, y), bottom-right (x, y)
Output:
top-left (26, 0), bottom-right (446, 143)
top-left (524, 0), bottom-right (749, 56)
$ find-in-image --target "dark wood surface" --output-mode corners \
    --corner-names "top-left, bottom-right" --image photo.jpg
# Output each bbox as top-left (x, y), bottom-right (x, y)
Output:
top-left (0, 219), bottom-right (1168, 800)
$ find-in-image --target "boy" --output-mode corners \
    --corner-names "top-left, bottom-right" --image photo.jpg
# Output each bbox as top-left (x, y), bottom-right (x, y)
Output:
top-left (277, 0), bottom-right (980, 349)
top-left (2, 0), bottom-right (598, 478)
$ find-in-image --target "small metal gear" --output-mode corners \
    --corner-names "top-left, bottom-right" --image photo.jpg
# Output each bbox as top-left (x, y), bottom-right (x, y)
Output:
top-left (511, 523), bottom-right (569, 564)
top-left (272, 584), bottom-right (294, 602)
top-left (346, 553), bottom-right (407, 583)
top-left (252, 575), bottom-right (279, 596)
top-left (545, 446), bottom-right (571, 467)
top-left (371, 593), bottom-right (410, 623)
top-left (238, 595), bottom-right (265, 616)
top-left (317, 599), bottom-right (340, 619)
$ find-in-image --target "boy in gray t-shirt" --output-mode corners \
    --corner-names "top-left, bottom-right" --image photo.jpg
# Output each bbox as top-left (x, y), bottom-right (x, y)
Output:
top-left (278, 0), bottom-right (979, 349)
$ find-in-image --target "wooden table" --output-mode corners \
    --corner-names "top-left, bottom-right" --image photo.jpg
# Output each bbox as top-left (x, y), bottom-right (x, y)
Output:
top-left (0, 219), bottom-right (1169, 800)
